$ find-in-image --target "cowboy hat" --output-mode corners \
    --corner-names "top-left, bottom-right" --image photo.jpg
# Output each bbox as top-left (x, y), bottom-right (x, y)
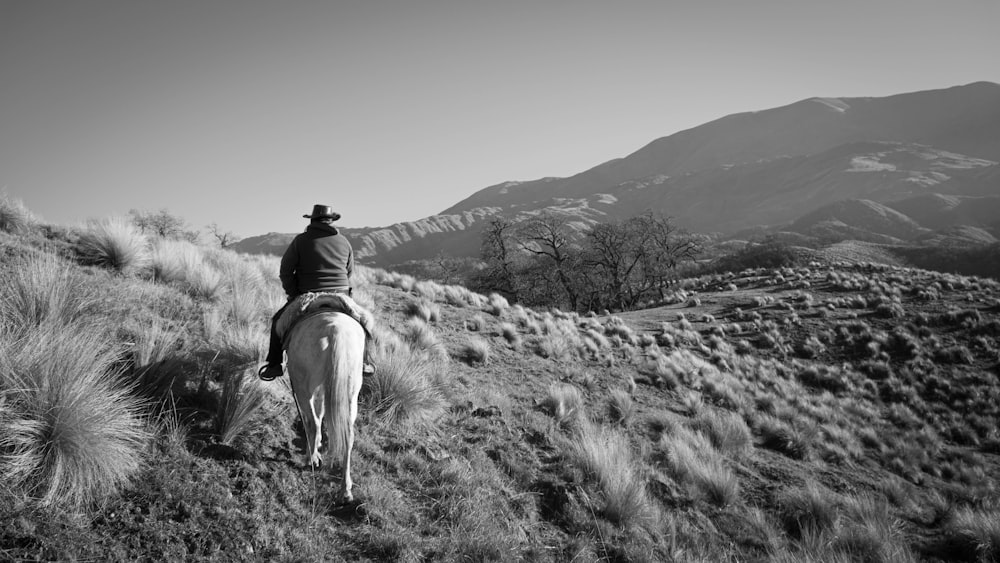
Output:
top-left (303, 204), bottom-right (341, 221)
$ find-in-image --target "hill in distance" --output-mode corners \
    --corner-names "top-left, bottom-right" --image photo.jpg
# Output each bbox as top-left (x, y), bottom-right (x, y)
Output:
top-left (234, 81), bottom-right (1000, 269)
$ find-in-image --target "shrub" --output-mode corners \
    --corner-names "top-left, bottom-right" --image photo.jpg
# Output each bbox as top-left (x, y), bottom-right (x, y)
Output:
top-left (0, 323), bottom-right (150, 508)
top-left (77, 217), bottom-right (151, 275)
top-left (714, 237), bottom-right (799, 273)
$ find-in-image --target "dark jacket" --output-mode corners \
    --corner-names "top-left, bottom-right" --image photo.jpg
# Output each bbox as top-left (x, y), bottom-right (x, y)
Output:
top-left (279, 223), bottom-right (354, 298)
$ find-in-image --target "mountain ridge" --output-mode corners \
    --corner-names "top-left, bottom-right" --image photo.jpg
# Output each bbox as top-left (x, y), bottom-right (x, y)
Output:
top-left (231, 82), bottom-right (1000, 266)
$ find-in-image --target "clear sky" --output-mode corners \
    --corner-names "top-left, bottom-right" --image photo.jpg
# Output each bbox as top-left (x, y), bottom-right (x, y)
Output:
top-left (2, 0), bottom-right (998, 238)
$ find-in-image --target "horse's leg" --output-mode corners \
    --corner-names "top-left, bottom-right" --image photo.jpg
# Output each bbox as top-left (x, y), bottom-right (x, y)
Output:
top-left (308, 387), bottom-right (325, 468)
top-left (340, 371), bottom-right (362, 503)
top-left (289, 369), bottom-right (320, 469)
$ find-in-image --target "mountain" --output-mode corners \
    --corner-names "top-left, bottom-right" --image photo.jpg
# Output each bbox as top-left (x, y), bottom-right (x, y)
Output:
top-left (231, 82), bottom-right (1000, 265)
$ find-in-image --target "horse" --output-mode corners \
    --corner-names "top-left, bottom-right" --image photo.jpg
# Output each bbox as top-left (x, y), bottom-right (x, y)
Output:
top-left (284, 310), bottom-right (365, 503)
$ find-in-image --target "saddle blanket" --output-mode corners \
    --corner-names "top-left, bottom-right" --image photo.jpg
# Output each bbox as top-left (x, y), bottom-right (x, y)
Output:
top-left (275, 292), bottom-right (375, 345)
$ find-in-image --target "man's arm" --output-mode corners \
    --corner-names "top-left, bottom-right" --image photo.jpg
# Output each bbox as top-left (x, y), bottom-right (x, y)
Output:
top-left (279, 239), bottom-right (298, 298)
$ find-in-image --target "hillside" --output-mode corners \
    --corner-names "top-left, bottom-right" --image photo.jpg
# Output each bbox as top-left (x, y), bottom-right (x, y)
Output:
top-left (3, 214), bottom-right (1000, 561)
top-left (231, 82), bottom-right (1000, 267)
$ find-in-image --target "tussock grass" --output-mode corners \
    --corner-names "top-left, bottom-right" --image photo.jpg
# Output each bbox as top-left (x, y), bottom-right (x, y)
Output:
top-left (756, 414), bottom-right (816, 460)
top-left (485, 293), bottom-right (509, 316)
top-left (458, 336), bottom-right (491, 365)
top-left (0, 192), bottom-right (35, 233)
top-left (401, 317), bottom-right (448, 360)
top-left (77, 217), bottom-right (150, 275)
top-left (608, 388), bottom-right (635, 425)
top-left (0, 323), bottom-right (150, 508)
top-left (0, 252), bottom-right (103, 337)
top-left (660, 425), bottom-right (741, 507)
top-left (544, 383), bottom-right (584, 427)
top-left (128, 317), bottom-right (187, 400)
top-left (404, 298), bottom-right (441, 322)
top-left (499, 322), bottom-right (521, 347)
top-left (691, 408), bottom-right (753, 459)
top-left (776, 482), bottom-right (839, 539)
top-left (833, 494), bottom-right (916, 563)
top-left (215, 370), bottom-right (265, 445)
top-left (936, 504), bottom-right (1000, 562)
top-left (362, 336), bottom-right (446, 426)
top-left (563, 421), bottom-right (658, 529)
top-left (150, 239), bottom-right (226, 300)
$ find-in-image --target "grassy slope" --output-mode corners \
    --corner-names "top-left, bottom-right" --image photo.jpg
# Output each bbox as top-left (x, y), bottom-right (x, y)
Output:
top-left (2, 225), bottom-right (1000, 562)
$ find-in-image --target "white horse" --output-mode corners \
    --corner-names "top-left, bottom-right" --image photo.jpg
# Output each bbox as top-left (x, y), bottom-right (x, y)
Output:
top-left (285, 311), bottom-right (365, 503)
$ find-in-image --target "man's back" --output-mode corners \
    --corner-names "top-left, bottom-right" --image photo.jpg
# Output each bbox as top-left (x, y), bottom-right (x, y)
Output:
top-left (280, 222), bottom-right (354, 297)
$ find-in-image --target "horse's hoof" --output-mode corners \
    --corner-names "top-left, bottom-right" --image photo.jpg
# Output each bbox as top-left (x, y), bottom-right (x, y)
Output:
top-left (340, 491), bottom-right (353, 504)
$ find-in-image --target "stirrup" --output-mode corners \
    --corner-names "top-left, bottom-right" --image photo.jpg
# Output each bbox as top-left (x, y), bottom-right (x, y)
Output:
top-left (258, 364), bottom-right (283, 381)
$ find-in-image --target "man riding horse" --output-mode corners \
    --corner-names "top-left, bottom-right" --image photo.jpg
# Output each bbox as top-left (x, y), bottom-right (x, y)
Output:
top-left (259, 204), bottom-right (375, 381)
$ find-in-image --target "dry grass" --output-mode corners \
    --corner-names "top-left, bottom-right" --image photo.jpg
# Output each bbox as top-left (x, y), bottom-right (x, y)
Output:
top-left (362, 333), bottom-right (447, 426)
top-left (0, 252), bottom-right (103, 337)
top-left (77, 217), bottom-right (151, 275)
top-left (544, 383), bottom-right (584, 428)
top-left (215, 370), bottom-right (265, 446)
top-left (563, 421), bottom-right (658, 529)
top-left (0, 192), bottom-right (35, 233)
top-left (0, 322), bottom-right (150, 508)
top-left (608, 388), bottom-right (635, 425)
top-left (458, 336), bottom-right (491, 365)
top-left (660, 424), bottom-right (741, 507)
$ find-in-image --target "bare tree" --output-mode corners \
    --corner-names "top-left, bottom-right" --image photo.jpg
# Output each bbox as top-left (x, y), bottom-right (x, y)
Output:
top-left (516, 213), bottom-right (582, 310)
top-left (475, 217), bottom-right (521, 301)
top-left (207, 222), bottom-right (240, 248)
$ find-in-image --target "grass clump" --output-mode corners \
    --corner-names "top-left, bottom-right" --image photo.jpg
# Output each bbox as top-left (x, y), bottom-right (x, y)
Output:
top-left (691, 408), bottom-right (753, 459)
top-left (215, 370), bottom-right (265, 446)
top-left (404, 299), bottom-right (441, 323)
top-left (563, 421), bottom-right (658, 529)
top-left (777, 482), bottom-right (839, 540)
top-left (458, 336), bottom-right (490, 365)
top-left (544, 383), bottom-right (584, 428)
top-left (77, 217), bottom-right (150, 275)
top-left (0, 252), bottom-right (102, 337)
top-left (362, 334), bottom-right (446, 427)
top-left (0, 192), bottom-right (35, 233)
top-left (0, 323), bottom-right (150, 508)
top-left (934, 504), bottom-right (1000, 562)
top-left (607, 388), bottom-right (635, 425)
top-left (660, 424), bottom-right (741, 507)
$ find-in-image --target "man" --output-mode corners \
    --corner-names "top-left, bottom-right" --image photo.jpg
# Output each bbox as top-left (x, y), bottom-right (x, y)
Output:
top-left (258, 204), bottom-right (374, 381)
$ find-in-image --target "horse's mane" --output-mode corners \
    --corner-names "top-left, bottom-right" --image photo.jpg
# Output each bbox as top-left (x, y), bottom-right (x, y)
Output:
top-left (276, 292), bottom-right (375, 344)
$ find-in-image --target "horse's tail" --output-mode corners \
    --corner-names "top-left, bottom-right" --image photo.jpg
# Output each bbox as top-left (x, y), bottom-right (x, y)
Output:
top-left (326, 314), bottom-right (363, 463)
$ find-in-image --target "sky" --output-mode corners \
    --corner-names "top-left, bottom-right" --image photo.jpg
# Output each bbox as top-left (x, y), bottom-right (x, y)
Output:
top-left (2, 0), bottom-right (999, 238)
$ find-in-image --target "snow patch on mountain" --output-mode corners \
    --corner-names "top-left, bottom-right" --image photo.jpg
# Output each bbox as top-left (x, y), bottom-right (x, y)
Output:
top-left (848, 155), bottom-right (897, 172)
top-left (812, 97), bottom-right (850, 113)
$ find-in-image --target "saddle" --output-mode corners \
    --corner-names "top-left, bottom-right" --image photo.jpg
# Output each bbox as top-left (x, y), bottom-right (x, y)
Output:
top-left (275, 292), bottom-right (375, 347)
